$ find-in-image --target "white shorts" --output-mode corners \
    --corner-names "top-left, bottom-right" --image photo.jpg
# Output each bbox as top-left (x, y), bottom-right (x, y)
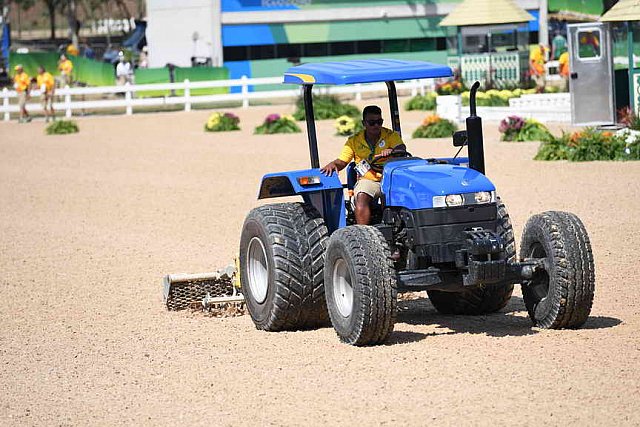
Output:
top-left (353, 179), bottom-right (381, 199)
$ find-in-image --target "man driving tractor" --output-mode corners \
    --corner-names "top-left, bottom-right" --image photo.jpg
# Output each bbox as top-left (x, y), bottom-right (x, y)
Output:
top-left (320, 105), bottom-right (406, 225)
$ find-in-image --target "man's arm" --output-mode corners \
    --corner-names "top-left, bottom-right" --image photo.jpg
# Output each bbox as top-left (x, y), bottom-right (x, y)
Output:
top-left (320, 159), bottom-right (348, 176)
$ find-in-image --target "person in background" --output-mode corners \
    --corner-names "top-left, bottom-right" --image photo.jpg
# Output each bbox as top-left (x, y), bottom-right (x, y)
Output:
top-left (66, 43), bottom-right (79, 57)
top-left (57, 54), bottom-right (74, 87)
top-left (116, 53), bottom-right (133, 86)
top-left (138, 46), bottom-right (149, 69)
top-left (82, 40), bottom-right (95, 60)
top-left (13, 65), bottom-right (31, 123)
top-left (36, 65), bottom-right (56, 122)
top-left (529, 43), bottom-right (547, 93)
top-left (551, 31), bottom-right (567, 60)
top-left (558, 50), bottom-right (570, 92)
top-left (321, 105), bottom-right (406, 226)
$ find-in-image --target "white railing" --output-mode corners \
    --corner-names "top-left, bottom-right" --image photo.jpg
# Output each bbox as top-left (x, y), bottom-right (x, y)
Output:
top-left (1, 76), bottom-right (434, 122)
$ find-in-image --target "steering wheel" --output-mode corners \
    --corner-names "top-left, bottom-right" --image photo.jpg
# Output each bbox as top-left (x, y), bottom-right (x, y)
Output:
top-left (370, 149), bottom-right (412, 173)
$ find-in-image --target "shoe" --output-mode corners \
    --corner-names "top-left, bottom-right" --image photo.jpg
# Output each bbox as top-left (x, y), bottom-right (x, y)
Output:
top-left (25, 117), bottom-right (32, 123)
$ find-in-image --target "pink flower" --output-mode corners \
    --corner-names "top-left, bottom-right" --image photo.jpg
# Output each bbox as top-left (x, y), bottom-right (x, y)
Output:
top-left (265, 113), bottom-right (280, 124)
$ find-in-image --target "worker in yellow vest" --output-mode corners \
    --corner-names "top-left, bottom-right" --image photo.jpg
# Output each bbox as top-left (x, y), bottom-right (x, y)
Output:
top-left (558, 51), bottom-right (570, 92)
top-left (13, 65), bottom-right (32, 123)
top-left (37, 66), bottom-right (56, 122)
top-left (529, 44), bottom-right (547, 93)
top-left (57, 54), bottom-right (74, 87)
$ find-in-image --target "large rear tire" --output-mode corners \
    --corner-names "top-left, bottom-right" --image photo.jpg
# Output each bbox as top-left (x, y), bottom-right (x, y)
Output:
top-left (427, 199), bottom-right (515, 314)
top-left (520, 211), bottom-right (595, 328)
top-left (324, 225), bottom-right (397, 346)
top-left (239, 202), bottom-right (329, 331)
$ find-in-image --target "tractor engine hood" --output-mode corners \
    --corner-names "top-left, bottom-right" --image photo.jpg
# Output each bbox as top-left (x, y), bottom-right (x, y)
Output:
top-left (381, 159), bottom-right (496, 210)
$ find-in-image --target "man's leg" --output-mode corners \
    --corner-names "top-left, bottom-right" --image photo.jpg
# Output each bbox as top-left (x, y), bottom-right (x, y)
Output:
top-left (354, 192), bottom-right (373, 225)
top-left (352, 179), bottom-right (381, 225)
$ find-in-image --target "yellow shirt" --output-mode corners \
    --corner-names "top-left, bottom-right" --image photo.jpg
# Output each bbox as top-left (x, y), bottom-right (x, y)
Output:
top-left (338, 127), bottom-right (404, 181)
top-left (13, 72), bottom-right (30, 92)
top-left (530, 46), bottom-right (546, 76)
top-left (59, 59), bottom-right (73, 75)
top-left (558, 51), bottom-right (570, 77)
top-left (37, 72), bottom-right (55, 93)
top-left (66, 44), bottom-right (79, 56)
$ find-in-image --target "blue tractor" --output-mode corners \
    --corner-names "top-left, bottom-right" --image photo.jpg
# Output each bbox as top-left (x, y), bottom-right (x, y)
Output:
top-left (239, 59), bottom-right (595, 346)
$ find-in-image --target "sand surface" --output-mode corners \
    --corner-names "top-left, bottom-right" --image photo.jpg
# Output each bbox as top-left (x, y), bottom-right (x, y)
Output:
top-left (1, 101), bottom-right (639, 426)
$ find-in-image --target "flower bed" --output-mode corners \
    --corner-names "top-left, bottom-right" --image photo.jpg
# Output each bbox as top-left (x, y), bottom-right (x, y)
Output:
top-left (334, 115), bottom-right (363, 136)
top-left (254, 114), bottom-right (301, 134)
top-left (46, 120), bottom-right (79, 135)
top-left (412, 114), bottom-right (457, 139)
top-left (499, 116), bottom-right (553, 142)
top-left (535, 127), bottom-right (640, 161)
top-left (435, 80), bottom-right (465, 95)
top-left (293, 94), bottom-right (359, 121)
top-left (204, 112), bottom-right (240, 132)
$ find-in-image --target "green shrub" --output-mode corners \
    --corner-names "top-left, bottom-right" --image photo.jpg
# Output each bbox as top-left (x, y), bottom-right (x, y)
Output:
top-left (293, 94), bottom-right (359, 121)
top-left (405, 93), bottom-right (437, 111)
top-left (535, 127), bottom-right (640, 161)
top-left (412, 114), bottom-right (457, 138)
top-left (204, 112), bottom-right (240, 132)
top-left (254, 114), bottom-right (301, 134)
top-left (499, 116), bottom-right (552, 142)
top-left (45, 120), bottom-right (79, 135)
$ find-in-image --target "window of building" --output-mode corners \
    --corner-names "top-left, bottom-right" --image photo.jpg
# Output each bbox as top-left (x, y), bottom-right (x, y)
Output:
top-left (577, 29), bottom-right (602, 60)
top-left (329, 41), bottom-right (356, 56)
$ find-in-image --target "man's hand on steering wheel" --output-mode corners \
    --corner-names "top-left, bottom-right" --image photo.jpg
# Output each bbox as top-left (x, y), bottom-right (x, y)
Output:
top-left (373, 148), bottom-right (395, 160)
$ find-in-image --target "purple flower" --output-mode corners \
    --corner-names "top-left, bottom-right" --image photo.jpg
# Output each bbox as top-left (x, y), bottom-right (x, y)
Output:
top-left (224, 112), bottom-right (238, 120)
top-left (265, 113), bottom-right (281, 124)
top-left (499, 115), bottom-right (525, 133)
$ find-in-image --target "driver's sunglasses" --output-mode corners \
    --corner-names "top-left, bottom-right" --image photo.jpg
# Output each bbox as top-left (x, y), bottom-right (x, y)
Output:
top-left (364, 119), bottom-right (384, 126)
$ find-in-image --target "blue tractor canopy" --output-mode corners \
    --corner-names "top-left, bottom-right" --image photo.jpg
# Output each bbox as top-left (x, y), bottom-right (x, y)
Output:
top-left (282, 59), bottom-right (454, 170)
top-left (283, 59), bottom-right (453, 85)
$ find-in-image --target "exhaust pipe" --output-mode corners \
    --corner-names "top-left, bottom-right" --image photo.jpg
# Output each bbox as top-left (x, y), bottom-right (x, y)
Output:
top-left (466, 81), bottom-right (485, 175)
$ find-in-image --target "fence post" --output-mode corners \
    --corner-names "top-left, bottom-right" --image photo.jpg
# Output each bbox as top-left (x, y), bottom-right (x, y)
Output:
top-left (241, 75), bottom-right (249, 109)
top-left (65, 85), bottom-right (72, 118)
top-left (125, 82), bottom-right (132, 115)
top-left (411, 80), bottom-right (418, 97)
top-left (355, 83), bottom-right (362, 102)
top-left (184, 79), bottom-right (191, 112)
top-left (2, 88), bottom-right (9, 122)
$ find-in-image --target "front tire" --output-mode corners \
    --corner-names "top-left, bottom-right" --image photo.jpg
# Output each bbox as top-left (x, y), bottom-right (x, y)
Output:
top-left (239, 203), bottom-right (329, 331)
top-left (520, 211), bottom-right (595, 328)
top-left (427, 199), bottom-right (515, 314)
top-left (324, 225), bottom-right (397, 346)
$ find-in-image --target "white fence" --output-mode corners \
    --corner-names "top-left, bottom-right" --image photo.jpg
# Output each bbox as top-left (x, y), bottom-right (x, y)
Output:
top-left (1, 76), bottom-right (434, 122)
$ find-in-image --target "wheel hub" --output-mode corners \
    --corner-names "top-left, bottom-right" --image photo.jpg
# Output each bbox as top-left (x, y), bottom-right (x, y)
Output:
top-left (332, 258), bottom-right (353, 317)
top-left (247, 237), bottom-right (269, 304)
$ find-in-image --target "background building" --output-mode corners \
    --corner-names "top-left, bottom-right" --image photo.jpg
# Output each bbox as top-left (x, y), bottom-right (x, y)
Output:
top-left (146, 0), bottom-right (543, 82)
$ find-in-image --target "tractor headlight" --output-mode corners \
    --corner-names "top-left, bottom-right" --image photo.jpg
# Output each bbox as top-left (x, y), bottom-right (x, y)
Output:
top-left (445, 194), bottom-right (464, 207)
top-left (474, 191), bottom-right (494, 204)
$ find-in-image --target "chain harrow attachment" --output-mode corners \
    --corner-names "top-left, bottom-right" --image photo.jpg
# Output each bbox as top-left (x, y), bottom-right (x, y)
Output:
top-left (163, 261), bottom-right (245, 315)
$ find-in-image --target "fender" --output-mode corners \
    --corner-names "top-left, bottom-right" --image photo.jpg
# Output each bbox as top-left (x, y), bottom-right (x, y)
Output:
top-left (258, 168), bottom-right (346, 233)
